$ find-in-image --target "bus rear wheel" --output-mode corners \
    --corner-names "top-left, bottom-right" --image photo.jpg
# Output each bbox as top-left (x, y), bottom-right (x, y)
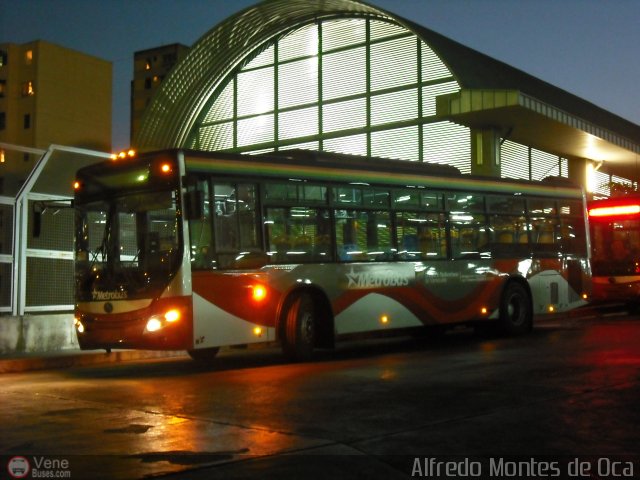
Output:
top-left (282, 292), bottom-right (316, 361)
top-left (187, 346), bottom-right (220, 363)
top-left (499, 282), bottom-right (532, 335)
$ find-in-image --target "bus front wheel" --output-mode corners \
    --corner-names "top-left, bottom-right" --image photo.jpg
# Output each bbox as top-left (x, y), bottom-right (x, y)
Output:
top-left (187, 346), bottom-right (220, 363)
top-left (282, 292), bottom-right (316, 361)
top-left (498, 282), bottom-right (532, 335)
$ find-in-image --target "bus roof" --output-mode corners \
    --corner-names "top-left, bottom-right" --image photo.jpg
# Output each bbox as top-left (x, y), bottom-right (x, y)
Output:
top-left (182, 149), bottom-right (583, 199)
top-left (86, 148), bottom-right (583, 199)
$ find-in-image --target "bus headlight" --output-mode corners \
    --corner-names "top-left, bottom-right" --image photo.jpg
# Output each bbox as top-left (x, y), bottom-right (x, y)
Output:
top-left (145, 308), bottom-right (182, 333)
top-left (145, 317), bottom-right (163, 333)
top-left (74, 317), bottom-right (85, 334)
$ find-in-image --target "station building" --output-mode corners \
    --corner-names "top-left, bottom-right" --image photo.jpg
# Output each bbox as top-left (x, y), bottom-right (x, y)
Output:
top-left (135, 0), bottom-right (640, 198)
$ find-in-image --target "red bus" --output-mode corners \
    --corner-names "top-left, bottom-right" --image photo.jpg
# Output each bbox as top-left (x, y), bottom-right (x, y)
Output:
top-left (587, 195), bottom-right (640, 308)
top-left (72, 149), bottom-right (591, 361)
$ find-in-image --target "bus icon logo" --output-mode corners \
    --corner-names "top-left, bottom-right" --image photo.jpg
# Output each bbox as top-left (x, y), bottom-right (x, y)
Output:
top-left (7, 456), bottom-right (30, 478)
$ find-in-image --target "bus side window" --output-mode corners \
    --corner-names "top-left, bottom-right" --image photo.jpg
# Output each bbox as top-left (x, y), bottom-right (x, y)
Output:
top-left (335, 210), bottom-right (392, 262)
top-left (560, 217), bottom-right (587, 256)
top-left (188, 178), bottom-right (212, 269)
top-left (396, 211), bottom-right (446, 260)
top-left (450, 213), bottom-right (487, 259)
top-left (212, 183), bottom-right (259, 264)
top-left (265, 207), bottom-right (333, 263)
top-left (486, 214), bottom-right (529, 257)
top-left (236, 184), bottom-right (259, 250)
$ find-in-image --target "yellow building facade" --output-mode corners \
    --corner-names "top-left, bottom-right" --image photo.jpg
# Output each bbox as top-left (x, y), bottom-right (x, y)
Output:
top-left (0, 40), bottom-right (111, 195)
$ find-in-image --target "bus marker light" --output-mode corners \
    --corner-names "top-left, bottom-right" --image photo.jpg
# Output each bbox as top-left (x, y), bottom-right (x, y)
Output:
top-left (145, 318), bottom-right (162, 332)
top-left (481, 307), bottom-right (488, 315)
top-left (253, 326), bottom-right (263, 337)
top-left (380, 315), bottom-right (389, 324)
top-left (588, 204), bottom-right (640, 217)
top-left (251, 285), bottom-right (267, 302)
top-left (160, 163), bottom-right (172, 173)
top-left (548, 305), bottom-right (555, 313)
top-left (73, 181), bottom-right (81, 190)
top-left (164, 309), bottom-right (180, 323)
top-left (582, 293), bottom-right (588, 300)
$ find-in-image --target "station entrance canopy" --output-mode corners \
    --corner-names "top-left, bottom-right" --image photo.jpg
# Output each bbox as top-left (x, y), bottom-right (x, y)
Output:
top-left (437, 89), bottom-right (640, 181)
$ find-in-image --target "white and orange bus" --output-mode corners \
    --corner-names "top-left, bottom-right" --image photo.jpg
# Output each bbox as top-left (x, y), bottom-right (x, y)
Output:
top-left (588, 195), bottom-right (640, 308)
top-left (72, 149), bottom-right (590, 361)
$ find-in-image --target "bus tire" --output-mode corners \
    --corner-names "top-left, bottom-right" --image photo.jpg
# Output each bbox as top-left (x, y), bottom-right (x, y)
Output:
top-left (498, 281), bottom-right (532, 335)
top-left (282, 292), bottom-right (316, 361)
top-left (187, 346), bottom-right (220, 363)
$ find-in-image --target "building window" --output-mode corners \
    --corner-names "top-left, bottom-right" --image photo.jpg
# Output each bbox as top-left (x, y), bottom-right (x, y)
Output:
top-left (145, 58), bottom-right (151, 70)
top-left (0, 80), bottom-right (5, 97)
top-left (0, 50), bottom-right (7, 67)
top-left (162, 53), bottom-right (177, 66)
top-left (0, 112), bottom-right (5, 130)
top-left (24, 114), bottom-right (31, 129)
top-left (144, 78), bottom-right (152, 89)
top-left (25, 49), bottom-right (33, 65)
top-left (22, 81), bottom-right (35, 96)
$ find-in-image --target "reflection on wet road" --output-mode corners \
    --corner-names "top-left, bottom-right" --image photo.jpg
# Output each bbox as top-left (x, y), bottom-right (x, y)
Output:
top-left (1, 311), bottom-right (638, 478)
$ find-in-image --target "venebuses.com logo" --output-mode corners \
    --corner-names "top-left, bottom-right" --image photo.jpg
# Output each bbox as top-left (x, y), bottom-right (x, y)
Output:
top-left (6, 455), bottom-right (71, 478)
top-left (7, 456), bottom-right (30, 479)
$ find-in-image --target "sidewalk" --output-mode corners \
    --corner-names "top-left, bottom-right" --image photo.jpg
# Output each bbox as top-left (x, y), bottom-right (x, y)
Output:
top-left (0, 348), bottom-right (186, 374)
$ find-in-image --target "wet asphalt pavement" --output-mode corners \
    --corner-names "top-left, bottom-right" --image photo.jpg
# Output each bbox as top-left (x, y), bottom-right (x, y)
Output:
top-left (0, 309), bottom-right (638, 479)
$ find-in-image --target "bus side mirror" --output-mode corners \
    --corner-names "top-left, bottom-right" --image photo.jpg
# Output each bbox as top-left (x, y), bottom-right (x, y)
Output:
top-left (184, 190), bottom-right (204, 220)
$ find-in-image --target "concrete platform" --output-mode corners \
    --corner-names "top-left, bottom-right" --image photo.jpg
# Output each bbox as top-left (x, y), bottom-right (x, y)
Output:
top-left (0, 348), bottom-right (187, 373)
top-left (0, 313), bottom-right (185, 373)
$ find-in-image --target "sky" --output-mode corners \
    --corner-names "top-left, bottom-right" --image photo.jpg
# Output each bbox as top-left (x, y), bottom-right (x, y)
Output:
top-left (1, 0), bottom-right (639, 152)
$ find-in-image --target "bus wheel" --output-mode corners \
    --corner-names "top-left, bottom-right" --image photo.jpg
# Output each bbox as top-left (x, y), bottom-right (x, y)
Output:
top-left (282, 292), bottom-right (316, 361)
top-left (499, 282), bottom-right (532, 335)
top-left (187, 347), bottom-right (220, 363)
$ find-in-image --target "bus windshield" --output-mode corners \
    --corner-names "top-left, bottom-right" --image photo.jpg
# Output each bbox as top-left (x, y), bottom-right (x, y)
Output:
top-left (75, 189), bottom-right (182, 302)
